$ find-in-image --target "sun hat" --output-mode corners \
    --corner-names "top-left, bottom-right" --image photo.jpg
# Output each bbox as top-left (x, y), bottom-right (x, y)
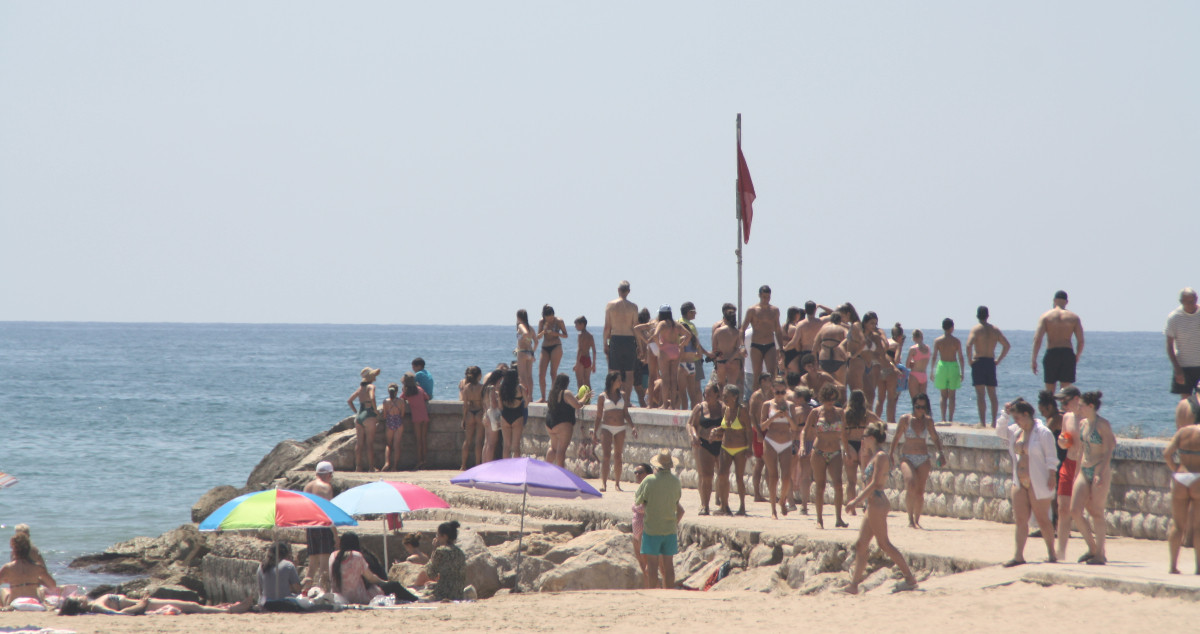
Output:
top-left (360, 367), bottom-right (381, 382)
top-left (650, 450), bottom-right (674, 471)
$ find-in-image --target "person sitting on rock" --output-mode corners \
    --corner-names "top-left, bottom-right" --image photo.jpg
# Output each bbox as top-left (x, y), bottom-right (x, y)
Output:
top-left (403, 532), bottom-right (429, 565)
top-left (330, 532), bottom-right (418, 605)
top-left (0, 533), bottom-right (56, 607)
top-left (415, 521), bottom-right (467, 601)
top-left (58, 593), bottom-right (253, 616)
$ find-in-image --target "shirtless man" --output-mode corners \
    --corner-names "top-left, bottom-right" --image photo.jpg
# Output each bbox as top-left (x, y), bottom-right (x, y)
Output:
top-left (711, 303), bottom-right (745, 389)
top-left (966, 306), bottom-right (1011, 427)
top-left (603, 281), bottom-right (640, 402)
top-left (303, 461), bottom-right (337, 592)
top-left (814, 313), bottom-right (849, 385)
top-left (741, 285), bottom-right (786, 378)
top-left (785, 301), bottom-right (833, 376)
top-left (930, 318), bottom-right (964, 423)
top-left (1032, 290), bottom-right (1085, 393)
top-left (799, 354), bottom-right (844, 403)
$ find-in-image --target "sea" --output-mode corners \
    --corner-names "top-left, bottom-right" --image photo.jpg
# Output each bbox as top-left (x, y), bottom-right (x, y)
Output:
top-left (0, 322), bottom-right (1180, 588)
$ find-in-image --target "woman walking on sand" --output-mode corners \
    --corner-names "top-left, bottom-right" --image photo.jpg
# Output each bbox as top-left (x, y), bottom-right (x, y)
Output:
top-left (1165, 416), bottom-right (1200, 574)
top-left (348, 367), bottom-right (381, 472)
top-left (515, 309), bottom-right (538, 400)
top-left (804, 384), bottom-right (849, 528)
top-left (402, 373), bottom-right (432, 469)
top-left (1071, 391), bottom-right (1116, 565)
top-left (380, 383), bottom-right (406, 471)
top-left (996, 398), bottom-right (1058, 566)
top-left (844, 422), bottom-right (918, 594)
top-left (716, 384), bottom-right (753, 516)
top-left (498, 368), bottom-right (527, 459)
top-left (538, 304), bottom-right (568, 402)
top-left (760, 377), bottom-right (799, 519)
top-left (890, 393), bottom-right (946, 528)
top-left (594, 370), bottom-right (636, 492)
top-left (546, 374), bottom-right (587, 467)
top-left (687, 382), bottom-right (724, 515)
top-left (459, 366), bottom-right (485, 470)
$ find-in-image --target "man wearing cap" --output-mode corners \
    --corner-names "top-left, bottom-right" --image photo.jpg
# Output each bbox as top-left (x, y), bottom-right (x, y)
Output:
top-left (604, 281), bottom-right (639, 402)
top-left (634, 450), bottom-right (684, 589)
top-left (1053, 387), bottom-right (1083, 561)
top-left (742, 285), bottom-right (785, 379)
top-left (1032, 291), bottom-right (1085, 393)
top-left (303, 461), bottom-right (337, 591)
top-left (1166, 287), bottom-right (1200, 397)
top-left (966, 306), bottom-right (1011, 428)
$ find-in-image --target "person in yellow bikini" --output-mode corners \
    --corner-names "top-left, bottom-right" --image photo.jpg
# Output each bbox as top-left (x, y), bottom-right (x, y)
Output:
top-left (715, 384), bottom-right (754, 516)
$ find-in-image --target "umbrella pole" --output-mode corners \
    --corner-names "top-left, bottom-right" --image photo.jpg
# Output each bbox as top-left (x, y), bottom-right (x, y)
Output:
top-left (382, 518), bottom-right (389, 572)
top-left (516, 486), bottom-right (527, 592)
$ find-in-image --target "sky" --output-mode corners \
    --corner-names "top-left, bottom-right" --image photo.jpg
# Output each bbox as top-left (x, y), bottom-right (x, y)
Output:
top-left (1, 1), bottom-right (1196, 331)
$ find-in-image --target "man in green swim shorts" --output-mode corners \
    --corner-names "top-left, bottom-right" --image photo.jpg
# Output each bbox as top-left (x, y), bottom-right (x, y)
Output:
top-left (931, 318), bottom-right (964, 423)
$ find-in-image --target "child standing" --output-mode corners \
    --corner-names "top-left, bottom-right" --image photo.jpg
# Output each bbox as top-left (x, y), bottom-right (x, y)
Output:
top-left (412, 358), bottom-right (434, 398)
top-left (380, 383), bottom-right (407, 471)
top-left (402, 373), bottom-right (432, 469)
top-left (573, 316), bottom-right (597, 391)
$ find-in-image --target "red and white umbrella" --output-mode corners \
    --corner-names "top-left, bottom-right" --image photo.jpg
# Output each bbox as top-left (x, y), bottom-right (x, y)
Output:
top-left (331, 481), bottom-right (450, 565)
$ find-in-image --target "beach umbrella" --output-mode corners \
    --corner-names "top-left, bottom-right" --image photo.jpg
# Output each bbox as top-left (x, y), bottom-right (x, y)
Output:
top-left (198, 489), bottom-right (358, 531)
top-left (0, 472), bottom-right (17, 490)
top-left (331, 481), bottom-right (450, 565)
top-left (451, 458), bottom-right (601, 584)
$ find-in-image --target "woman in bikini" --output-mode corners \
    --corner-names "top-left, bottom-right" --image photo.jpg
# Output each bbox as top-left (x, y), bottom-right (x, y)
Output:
top-left (782, 306), bottom-right (804, 376)
top-left (843, 390), bottom-right (881, 517)
top-left (515, 309), bottom-right (538, 400)
top-left (0, 533), bottom-right (55, 608)
top-left (791, 386), bottom-right (816, 515)
top-left (815, 312), bottom-right (849, 385)
top-left (996, 398), bottom-right (1058, 566)
top-left (594, 370), bottom-right (637, 492)
top-left (860, 312), bottom-right (893, 411)
top-left (716, 384), bottom-right (753, 515)
top-left (876, 323), bottom-right (906, 423)
top-left (401, 372), bottom-right (432, 469)
top-left (481, 365), bottom-right (507, 463)
top-left (380, 382), bottom-right (406, 471)
top-left (803, 383), bottom-right (848, 528)
top-left (347, 367), bottom-right (381, 472)
top-left (498, 368), bottom-right (527, 459)
top-left (573, 316), bottom-right (596, 391)
top-left (458, 366), bottom-right (485, 470)
top-left (905, 330), bottom-right (931, 399)
top-left (537, 304), bottom-right (568, 402)
top-left (546, 373), bottom-right (586, 467)
top-left (652, 305), bottom-right (685, 410)
top-left (890, 393), bottom-right (946, 528)
top-left (760, 377), bottom-right (799, 519)
top-left (843, 422), bottom-right (919, 594)
top-left (687, 382), bottom-right (725, 515)
top-left (1071, 391), bottom-right (1116, 565)
top-left (1165, 410), bottom-right (1200, 574)
top-left (633, 309), bottom-right (658, 406)
top-left (840, 303), bottom-right (870, 401)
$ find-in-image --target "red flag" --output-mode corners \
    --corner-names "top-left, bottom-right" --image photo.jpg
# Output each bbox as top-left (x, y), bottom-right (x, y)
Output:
top-left (737, 145), bottom-right (755, 243)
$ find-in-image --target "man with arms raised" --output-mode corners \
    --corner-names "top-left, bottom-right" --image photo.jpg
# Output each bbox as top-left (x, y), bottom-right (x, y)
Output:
top-left (1166, 287), bottom-right (1200, 398)
top-left (742, 285), bottom-right (786, 378)
top-left (1032, 290), bottom-right (1085, 393)
top-left (303, 461), bottom-right (338, 592)
top-left (967, 306), bottom-right (1011, 428)
top-left (604, 280), bottom-right (639, 402)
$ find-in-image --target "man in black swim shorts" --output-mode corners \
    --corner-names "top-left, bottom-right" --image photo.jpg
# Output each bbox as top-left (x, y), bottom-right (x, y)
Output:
top-left (303, 461), bottom-right (338, 591)
top-left (1032, 290), bottom-right (1084, 393)
top-left (604, 281), bottom-right (640, 402)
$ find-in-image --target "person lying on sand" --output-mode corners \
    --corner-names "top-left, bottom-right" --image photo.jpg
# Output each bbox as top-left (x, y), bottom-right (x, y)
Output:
top-left (58, 593), bottom-right (253, 616)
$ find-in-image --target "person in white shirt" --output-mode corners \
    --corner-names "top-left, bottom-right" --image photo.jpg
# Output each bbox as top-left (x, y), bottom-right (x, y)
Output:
top-left (996, 398), bottom-right (1059, 566)
top-left (1166, 287), bottom-right (1200, 397)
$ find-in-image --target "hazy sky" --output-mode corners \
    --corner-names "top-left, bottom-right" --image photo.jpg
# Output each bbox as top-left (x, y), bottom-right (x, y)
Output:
top-left (2, 2), bottom-right (1196, 330)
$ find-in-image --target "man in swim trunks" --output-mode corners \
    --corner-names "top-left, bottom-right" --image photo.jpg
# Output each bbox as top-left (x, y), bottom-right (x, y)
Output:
top-left (966, 306), bottom-right (1011, 428)
top-left (1166, 287), bottom-right (1200, 397)
top-left (604, 280), bottom-right (639, 402)
top-left (785, 300), bottom-right (833, 377)
top-left (303, 461), bottom-right (337, 592)
top-left (930, 318), bottom-right (964, 423)
top-left (741, 285), bottom-right (786, 379)
top-left (573, 315), bottom-right (597, 391)
top-left (1032, 290), bottom-right (1085, 393)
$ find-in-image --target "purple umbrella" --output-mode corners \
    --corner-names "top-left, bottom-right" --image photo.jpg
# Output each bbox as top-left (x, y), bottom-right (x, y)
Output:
top-left (451, 458), bottom-right (601, 583)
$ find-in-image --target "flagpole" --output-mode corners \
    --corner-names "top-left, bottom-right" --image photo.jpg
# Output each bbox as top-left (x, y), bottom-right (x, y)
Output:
top-left (735, 114), bottom-right (744, 395)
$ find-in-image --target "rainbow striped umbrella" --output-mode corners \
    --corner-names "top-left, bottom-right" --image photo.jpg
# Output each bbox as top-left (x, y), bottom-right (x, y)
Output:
top-left (199, 489), bottom-right (358, 531)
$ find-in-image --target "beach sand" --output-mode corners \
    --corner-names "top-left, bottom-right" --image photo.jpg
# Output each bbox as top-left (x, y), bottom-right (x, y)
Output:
top-left (2, 582), bottom-right (1194, 633)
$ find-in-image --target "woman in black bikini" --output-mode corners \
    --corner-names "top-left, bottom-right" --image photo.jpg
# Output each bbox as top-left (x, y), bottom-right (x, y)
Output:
top-left (546, 373), bottom-right (586, 467)
top-left (876, 323), bottom-right (906, 423)
top-left (840, 304), bottom-right (869, 401)
top-left (760, 377), bottom-right (798, 519)
top-left (498, 368), bottom-right (527, 459)
top-left (782, 306), bottom-right (804, 376)
top-left (687, 382), bottom-right (724, 515)
top-left (594, 370), bottom-right (636, 492)
top-left (537, 304), bottom-right (568, 403)
top-left (348, 367), bottom-right (381, 472)
top-left (843, 390), bottom-right (881, 517)
top-left (459, 366), bottom-right (485, 470)
top-left (844, 422), bottom-right (918, 594)
top-left (803, 383), bottom-right (849, 528)
top-left (481, 365), bottom-right (507, 463)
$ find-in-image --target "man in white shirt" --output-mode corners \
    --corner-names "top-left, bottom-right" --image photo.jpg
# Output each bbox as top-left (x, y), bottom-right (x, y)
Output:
top-left (1166, 287), bottom-right (1200, 397)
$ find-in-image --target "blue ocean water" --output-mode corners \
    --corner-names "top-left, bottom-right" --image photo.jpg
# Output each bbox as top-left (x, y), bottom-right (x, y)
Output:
top-left (0, 322), bottom-right (1180, 587)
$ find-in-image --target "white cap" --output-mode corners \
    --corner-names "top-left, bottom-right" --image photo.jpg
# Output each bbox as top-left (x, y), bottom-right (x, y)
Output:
top-left (316, 461), bottom-right (334, 474)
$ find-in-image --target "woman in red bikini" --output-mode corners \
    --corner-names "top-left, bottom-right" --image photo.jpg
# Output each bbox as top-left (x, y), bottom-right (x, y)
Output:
top-left (573, 316), bottom-right (596, 391)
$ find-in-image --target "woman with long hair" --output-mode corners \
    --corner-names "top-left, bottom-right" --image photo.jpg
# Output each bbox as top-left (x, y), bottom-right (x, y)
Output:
top-left (347, 367), bottom-right (381, 472)
top-left (481, 364), bottom-right (507, 463)
top-left (537, 304), bottom-right (569, 402)
top-left (843, 389), bottom-right (881, 516)
top-left (633, 308), bottom-right (658, 407)
top-left (890, 393), bottom-right (946, 529)
top-left (594, 370), bottom-right (636, 491)
top-left (0, 533), bottom-right (56, 607)
top-left (840, 303), bottom-right (868, 398)
top-left (716, 384), bottom-right (753, 516)
top-left (257, 541), bottom-right (302, 610)
top-left (498, 368), bottom-right (527, 459)
top-left (1165, 415), bottom-right (1200, 574)
top-left (791, 386), bottom-right (816, 515)
top-left (844, 422), bottom-right (918, 594)
top-left (401, 372), bottom-right (432, 469)
top-left (687, 382), bottom-right (724, 515)
top-left (860, 312), bottom-right (893, 411)
top-left (515, 309), bottom-right (538, 399)
top-left (329, 532), bottom-right (387, 605)
top-left (760, 377), bottom-right (798, 519)
top-left (459, 366), bottom-right (485, 470)
top-left (1071, 391), bottom-right (1116, 565)
top-left (546, 373), bottom-right (586, 467)
top-left (415, 521), bottom-right (468, 601)
top-left (653, 305), bottom-right (685, 409)
top-left (380, 383), bottom-right (406, 471)
top-left (803, 383), bottom-right (849, 528)
top-left (781, 306), bottom-right (804, 376)
top-left (877, 323), bottom-right (906, 422)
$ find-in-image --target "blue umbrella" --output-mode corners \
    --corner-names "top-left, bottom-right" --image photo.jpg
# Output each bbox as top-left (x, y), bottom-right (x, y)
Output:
top-left (451, 458), bottom-right (600, 584)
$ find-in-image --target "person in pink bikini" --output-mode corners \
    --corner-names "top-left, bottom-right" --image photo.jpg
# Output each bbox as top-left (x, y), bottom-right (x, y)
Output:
top-left (905, 330), bottom-right (931, 399)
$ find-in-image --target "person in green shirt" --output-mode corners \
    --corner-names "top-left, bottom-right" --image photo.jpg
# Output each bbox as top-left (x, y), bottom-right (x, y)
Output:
top-left (634, 450), bottom-right (684, 589)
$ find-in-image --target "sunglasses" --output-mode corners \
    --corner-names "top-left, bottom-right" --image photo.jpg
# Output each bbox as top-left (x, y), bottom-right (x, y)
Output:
top-left (774, 390), bottom-right (787, 395)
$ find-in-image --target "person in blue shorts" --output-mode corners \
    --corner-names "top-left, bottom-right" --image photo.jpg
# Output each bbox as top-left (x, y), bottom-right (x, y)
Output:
top-left (634, 450), bottom-right (684, 589)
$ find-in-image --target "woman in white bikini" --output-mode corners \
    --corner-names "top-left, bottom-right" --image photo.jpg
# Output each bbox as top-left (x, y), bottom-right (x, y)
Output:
top-left (760, 377), bottom-right (798, 519)
top-left (652, 305), bottom-right (685, 410)
top-left (715, 384), bottom-right (753, 516)
top-left (687, 382), bottom-right (725, 515)
top-left (890, 393), bottom-right (946, 528)
top-left (802, 384), bottom-right (849, 529)
top-left (347, 367), bottom-right (381, 472)
top-left (844, 422), bottom-right (918, 594)
top-left (1071, 391), bottom-right (1116, 565)
top-left (480, 365), bottom-right (507, 463)
top-left (905, 330), bottom-right (931, 399)
top-left (1165, 401), bottom-right (1200, 574)
top-left (537, 304), bottom-right (568, 402)
top-left (515, 309), bottom-right (538, 400)
top-left (593, 371), bottom-right (636, 492)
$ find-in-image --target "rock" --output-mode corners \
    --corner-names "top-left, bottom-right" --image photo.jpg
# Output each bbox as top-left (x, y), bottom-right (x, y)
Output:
top-left (672, 545), bottom-right (708, 580)
top-left (149, 584), bottom-right (203, 603)
top-left (490, 535), bottom-right (563, 565)
top-left (388, 561), bottom-right (425, 586)
top-left (858, 567), bottom-right (896, 593)
top-left (245, 440), bottom-right (310, 491)
top-left (294, 431), bottom-right (358, 476)
top-left (516, 555), bottom-right (557, 589)
top-left (70, 525), bottom-right (210, 575)
top-left (804, 548), bottom-right (847, 577)
top-left (534, 548), bottom-right (642, 592)
top-left (192, 486), bottom-right (243, 524)
top-left (748, 544), bottom-right (782, 568)
top-left (782, 553), bottom-right (812, 589)
top-left (542, 530), bottom-right (627, 564)
top-left (201, 553), bottom-right (260, 605)
top-left (710, 565), bottom-right (783, 593)
top-left (465, 550), bottom-right (502, 599)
